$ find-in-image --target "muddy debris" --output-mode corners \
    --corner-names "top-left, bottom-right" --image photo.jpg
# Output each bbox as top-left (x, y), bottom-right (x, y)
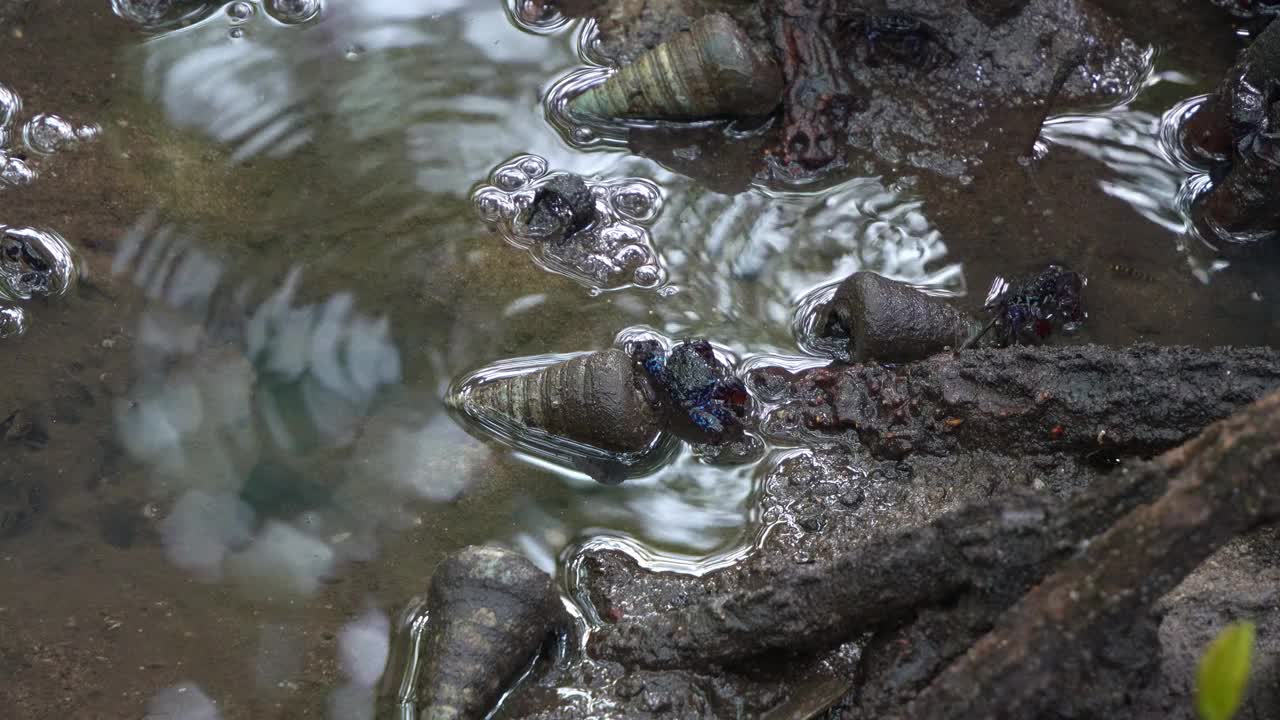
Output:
top-left (416, 546), bottom-right (566, 720)
top-left (898, 390), bottom-right (1280, 719)
top-left (521, 174), bottom-right (598, 244)
top-left (758, 344), bottom-right (1280, 461)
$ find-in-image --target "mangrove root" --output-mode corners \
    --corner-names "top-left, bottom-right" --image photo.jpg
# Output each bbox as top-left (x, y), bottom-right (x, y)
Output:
top-left (756, 344), bottom-right (1280, 460)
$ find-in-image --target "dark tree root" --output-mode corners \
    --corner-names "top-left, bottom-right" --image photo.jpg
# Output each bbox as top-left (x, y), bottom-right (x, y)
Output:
top-left (898, 389), bottom-right (1280, 719)
top-left (590, 430), bottom-right (1173, 668)
top-left (759, 344), bottom-right (1280, 461)
top-left (592, 388), bottom-right (1280, 716)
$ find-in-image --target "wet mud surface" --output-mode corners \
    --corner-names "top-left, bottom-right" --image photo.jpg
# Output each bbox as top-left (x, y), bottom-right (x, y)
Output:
top-left (0, 1), bottom-right (1279, 719)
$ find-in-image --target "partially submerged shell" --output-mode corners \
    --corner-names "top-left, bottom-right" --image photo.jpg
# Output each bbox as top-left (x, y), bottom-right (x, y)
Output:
top-left (819, 272), bottom-right (985, 363)
top-left (457, 348), bottom-right (663, 455)
top-left (418, 546), bottom-right (564, 720)
top-left (570, 13), bottom-right (783, 121)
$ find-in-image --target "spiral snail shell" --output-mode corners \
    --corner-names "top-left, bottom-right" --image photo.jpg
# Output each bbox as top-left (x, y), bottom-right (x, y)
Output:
top-left (414, 546), bottom-right (564, 720)
top-left (570, 13), bottom-right (784, 121)
top-left (819, 272), bottom-right (987, 363)
top-left (455, 349), bottom-right (662, 455)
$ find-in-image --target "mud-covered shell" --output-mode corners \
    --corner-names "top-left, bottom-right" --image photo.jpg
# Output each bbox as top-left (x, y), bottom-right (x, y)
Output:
top-left (821, 272), bottom-right (986, 363)
top-left (419, 546), bottom-right (564, 720)
top-left (570, 13), bottom-right (783, 121)
top-left (462, 348), bottom-right (663, 454)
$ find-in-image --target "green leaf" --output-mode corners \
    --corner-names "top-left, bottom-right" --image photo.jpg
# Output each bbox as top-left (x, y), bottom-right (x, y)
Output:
top-left (1196, 620), bottom-right (1257, 720)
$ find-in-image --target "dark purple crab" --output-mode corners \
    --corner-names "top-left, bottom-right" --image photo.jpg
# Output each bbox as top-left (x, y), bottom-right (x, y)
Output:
top-left (981, 265), bottom-right (1086, 347)
top-left (626, 339), bottom-right (750, 445)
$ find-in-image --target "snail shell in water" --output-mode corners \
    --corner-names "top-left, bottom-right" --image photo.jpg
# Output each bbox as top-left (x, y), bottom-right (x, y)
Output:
top-left (820, 272), bottom-right (987, 363)
top-left (417, 546), bottom-right (564, 720)
top-left (458, 349), bottom-right (662, 455)
top-left (570, 13), bottom-right (784, 121)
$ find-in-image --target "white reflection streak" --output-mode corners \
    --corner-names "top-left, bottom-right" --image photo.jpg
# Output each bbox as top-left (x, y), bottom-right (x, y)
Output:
top-left (327, 607), bottom-right (390, 720)
top-left (1042, 112), bottom-right (1186, 234)
top-left (143, 31), bottom-right (312, 163)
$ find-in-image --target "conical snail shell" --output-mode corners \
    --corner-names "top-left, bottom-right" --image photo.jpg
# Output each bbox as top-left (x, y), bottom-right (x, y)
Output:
top-left (463, 349), bottom-right (662, 454)
top-left (821, 272), bottom-right (987, 363)
top-left (570, 13), bottom-right (783, 121)
top-left (418, 546), bottom-right (564, 720)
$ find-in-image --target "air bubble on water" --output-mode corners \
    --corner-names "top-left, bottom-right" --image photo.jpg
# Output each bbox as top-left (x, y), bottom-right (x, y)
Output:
top-left (111, 0), bottom-right (217, 30)
top-left (226, 1), bottom-right (254, 22)
top-left (632, 264), bottom-right (661, 287)
top-left (472, 188), bottom-right (516, 223)
top-left (494, 166), bottom-right (530, 192)
top-left (570, 126), bottom-right (595, 143)
top-left (608, 182), bottom-right (662, 222)
top-left (228, 26), bottom-right (246, 39)
top-left (22, 113), bottom-right (78, 155)
top-left (75, 123), bottom-right (103, 143)
top-left (0, 83), bottom-right (20, 128)
top-left (504, 0), bottom-right (572, 35)
top-left (517, 156), bottom-right (548, 179)
top-left (0, 305), bottom-right (27, 338)
top-left (472, 155), bottom-right (665, 291)
top-left (0, 225), bottom-right (78, 301)
top-left (0, 156), bottom-right (37, 186)
top-left (343, 45), bottom-right (365, 61)
top-left (265, 0), bottom-right (322, 25)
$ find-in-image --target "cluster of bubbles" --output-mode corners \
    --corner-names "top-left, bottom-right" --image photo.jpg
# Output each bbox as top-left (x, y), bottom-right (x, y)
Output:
top-left (111, 0), bottom-right (322, 33)
top-left (0, 225), bottom-right (80, 339)
top-left (472, 154), bottom-right (665, 290)
top-left (0, 81), bottom-right (102, 187)
top-left (0, 81), bottom-right (98, 338)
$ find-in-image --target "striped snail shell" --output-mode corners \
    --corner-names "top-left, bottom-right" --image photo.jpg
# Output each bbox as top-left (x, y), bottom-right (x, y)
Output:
top-left (570, 13), bottom-right (784, 121)
top-left (459, 349), bottom-right (663, 455)
top-left (415, 546), bottom-right (564, 720)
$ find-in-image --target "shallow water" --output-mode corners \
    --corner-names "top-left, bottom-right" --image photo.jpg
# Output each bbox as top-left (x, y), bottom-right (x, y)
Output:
top-left (0, 2), bottom-right (1277, 718)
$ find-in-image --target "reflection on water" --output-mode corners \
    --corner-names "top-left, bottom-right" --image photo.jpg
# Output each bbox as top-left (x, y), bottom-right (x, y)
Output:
top-left (1041, 102), bottom-right (1232, 283)
top-left (5, 0), bottom-right (1269, 717)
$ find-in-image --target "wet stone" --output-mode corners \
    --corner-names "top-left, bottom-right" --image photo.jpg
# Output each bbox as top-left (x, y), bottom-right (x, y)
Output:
top-left (522, 174), bottom-right (597, 244)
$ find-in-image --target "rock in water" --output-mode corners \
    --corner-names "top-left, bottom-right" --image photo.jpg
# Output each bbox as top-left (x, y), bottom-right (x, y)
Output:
top-left (418, 546), bottom-right (563, 720)
top-left (458, 349), bottom-right (663, 455)
top-left (569, 13), bottom-right (783, 121)
top-left (521, 173), bottom-right (597, 243)
top-left (818, 272), bottom-right (985, 363)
